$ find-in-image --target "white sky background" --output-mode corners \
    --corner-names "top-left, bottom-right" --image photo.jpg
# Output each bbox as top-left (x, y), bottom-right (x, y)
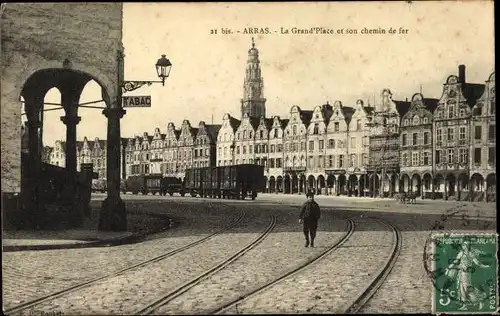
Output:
top-left (39, 1), bottom-right (494, 146)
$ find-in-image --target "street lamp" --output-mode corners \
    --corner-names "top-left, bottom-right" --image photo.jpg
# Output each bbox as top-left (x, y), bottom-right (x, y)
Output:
top-left (156, 54), bottom-right (172, 86)
top-left (121, 53), bottom-right (172, 93)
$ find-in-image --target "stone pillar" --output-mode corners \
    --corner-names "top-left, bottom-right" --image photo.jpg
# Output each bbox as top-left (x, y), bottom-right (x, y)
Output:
top-left (60, 115), bottom-right (81, 179)
top-left (100, 107), bottom-right (127, 231)
top-left (22, 92), bottom-right (44, 228)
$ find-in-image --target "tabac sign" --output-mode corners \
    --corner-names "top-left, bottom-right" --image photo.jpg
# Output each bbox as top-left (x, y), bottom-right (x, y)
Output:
top-left (122, 96), bottom-right (151, 107)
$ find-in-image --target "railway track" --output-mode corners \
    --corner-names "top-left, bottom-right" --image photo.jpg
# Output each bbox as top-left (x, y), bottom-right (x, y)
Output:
top-left (210, 216), bottom-right (355, 315)
top-left (135, 214), bottom-right (278, 315)
top-left (210, 216), bottom-right (401, 315)
top-left (5, 209), bottom-right (247, 315)
top-left (342, 217), bottom-right (402, 313)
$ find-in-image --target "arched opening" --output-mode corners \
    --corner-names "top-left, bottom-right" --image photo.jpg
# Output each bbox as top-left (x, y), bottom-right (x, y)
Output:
top-left (400, 173), bottom-right (411, 193)
top-left (457, 173), bottom-right (469, 201)
top-left (317, 175), bottom-right (326, 195)
top-left (422, 173), bottom-right (432, 198)
top-left (284, 174), bottom-right (291, 194)
top-left (347, 174), bottom-right (358, 196)
top-left (470, 173), bottom-right (484, 202)
top-left (338, 174), bottom-right (347, 195)
top-left (276, 176), bottom-right (283, 193)
top-left (263, 176), bottom-right (268, 193)
top-left (291, 174), bottom-right (299, 194)
top-left (20, 68), bottom-right (114, 229)
top-left (445, 173), bottom-right (456, 200)
top-left (486, 173), bottom-right (496, 202)
top-left (368, 173), bottom-right (379, 197)
top-left (431, 174), bottom-right (443, 199)
top-left (299, 174), bottom-right (306, 194)
top-left (359, 174), bottom-right (367, 197)
top-left (326, 174), bottom-right (335, 196)
top-left (269, 176), bottom-right (276, 193)
top-left (411, 173), bottom-right (421, 196)
top-left (307, 175), bottom-right (315, 193)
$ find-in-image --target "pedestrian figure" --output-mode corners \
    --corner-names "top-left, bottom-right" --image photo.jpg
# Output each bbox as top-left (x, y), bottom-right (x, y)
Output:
top-left (299, 191), bottom-right (321, 248)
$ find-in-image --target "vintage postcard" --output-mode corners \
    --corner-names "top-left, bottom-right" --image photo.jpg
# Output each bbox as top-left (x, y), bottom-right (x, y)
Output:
top-left (1, 2), bottom-right (496, 315)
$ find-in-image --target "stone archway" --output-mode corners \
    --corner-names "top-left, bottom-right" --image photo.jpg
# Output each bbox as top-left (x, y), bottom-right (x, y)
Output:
top-left (400, 173), bottom-right (411, 193)
top-left (326, 174), bottom-right (335, 196)
top-left (284, 174), bottom-right (291, 194)
top-left (338, 174), bottom-right (347, 195)
top-left (307, 175), bottom-right (316, 194)
top-left (291, 174), bottom-right (299, 194)
top-left (263, 176), bottom-right (268, 193)
top-left (486, 173), bottom-right (496, 202)
top-left (433, 174), bottom-right (444, 199)
top-left (445, 173), bottom-right (456, 200)
top-left (269, 176), bottom-right (276, 193)
top-left (359, 174), bottom-right (368, 197)
top-left (422, 173), bottom-right (432, 198)
top-left (369, 173), bottom-right (379, 197)
top-left (347, 174), bottom-right (358, 196)
top-left (276, 176), bottom-right (283, 193)
top-left (317, 175), bottom-right (326, 195)
top-left (20, 68), bottom-right (116, 229)
top-left (411, 173), bottom-right (421, 196)
top-left (457, 173), bottom-right (469, 201)
top-left (299, 174), bottom-right (306, 194)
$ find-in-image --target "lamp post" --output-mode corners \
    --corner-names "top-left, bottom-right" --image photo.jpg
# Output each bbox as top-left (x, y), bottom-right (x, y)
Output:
top-left (121, 54), bottom-right (172, 93)
top-left (99, 52), bottom-right (172, 232)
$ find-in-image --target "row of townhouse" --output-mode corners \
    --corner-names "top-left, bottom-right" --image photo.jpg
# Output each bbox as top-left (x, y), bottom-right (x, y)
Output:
top-left (42, 136), bottom-right (129, 180)
top-left (41, 67), bottom-right (495, 201)
top-left (117, 66), bottom-right (495, 201)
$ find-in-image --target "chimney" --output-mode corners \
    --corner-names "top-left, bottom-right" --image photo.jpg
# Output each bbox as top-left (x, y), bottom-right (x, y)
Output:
top-left (458, 65), bottom-right (466, 84)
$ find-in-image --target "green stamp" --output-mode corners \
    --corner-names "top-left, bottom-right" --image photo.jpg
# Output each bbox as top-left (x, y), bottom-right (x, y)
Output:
top-left (431, 233), bottom-right (498, 314)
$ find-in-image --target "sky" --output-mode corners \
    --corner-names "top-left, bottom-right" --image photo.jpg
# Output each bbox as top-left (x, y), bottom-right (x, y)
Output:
top-left (37, 1), bottom-right (495, 146)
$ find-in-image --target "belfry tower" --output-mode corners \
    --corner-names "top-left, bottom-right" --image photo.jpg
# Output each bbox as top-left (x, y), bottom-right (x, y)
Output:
top-left (241, 37), bottom-right (266, 118)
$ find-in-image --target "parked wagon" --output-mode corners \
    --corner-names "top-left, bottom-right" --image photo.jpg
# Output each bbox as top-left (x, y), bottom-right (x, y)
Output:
top-left (161, 177), bottom-right (185, 196)
top-left (125, 174), bottom-right (163, 195)
top-left (184, 164), bottom-right (264, 200)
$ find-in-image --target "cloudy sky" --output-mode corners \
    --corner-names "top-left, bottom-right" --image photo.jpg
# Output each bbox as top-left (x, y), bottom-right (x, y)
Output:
top-left (39, 1), bottom-right (494, 146)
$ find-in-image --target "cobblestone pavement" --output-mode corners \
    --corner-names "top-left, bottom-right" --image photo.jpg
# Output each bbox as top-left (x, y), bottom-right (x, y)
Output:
top-left (2, 200), bottom-right (240, 311)
top-left (12, 208), bottom-right (269, 315)
top-left (152, 207), bottom-right (348, 315)
top-left (3, 197), bottom-right (496, 315)
top-left (220, 217), bottom-right (395, 314)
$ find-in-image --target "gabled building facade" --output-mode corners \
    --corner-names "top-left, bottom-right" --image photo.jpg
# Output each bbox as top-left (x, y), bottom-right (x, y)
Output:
top-left (470, 71), bottom-right (495, 201)
top-left (399, 93), bottom-right (438, 197)
top-left (283, 105), bottom-right (310, 194)
top-left (433, 65), bottom-right (484, 200)
top-left (217, 113), bottom-right (240, 166)
top-left (193, 121), bottom-right (220, 168)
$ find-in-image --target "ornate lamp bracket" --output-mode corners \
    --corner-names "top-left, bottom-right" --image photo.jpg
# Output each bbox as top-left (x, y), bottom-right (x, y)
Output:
top-left (122, 81), bottom-right (154, 93)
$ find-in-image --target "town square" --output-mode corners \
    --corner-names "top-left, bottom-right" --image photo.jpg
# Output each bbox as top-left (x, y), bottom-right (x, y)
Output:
top-left (1, 2), bottom-right (497, 315)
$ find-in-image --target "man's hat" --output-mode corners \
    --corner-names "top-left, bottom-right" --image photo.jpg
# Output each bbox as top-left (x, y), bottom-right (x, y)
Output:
top-left (306, 191), bottom-right (314, 198)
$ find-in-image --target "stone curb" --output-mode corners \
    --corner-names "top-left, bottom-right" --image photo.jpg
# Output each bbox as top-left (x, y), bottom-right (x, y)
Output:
top-left (2, 215), bottom-right (174, 253)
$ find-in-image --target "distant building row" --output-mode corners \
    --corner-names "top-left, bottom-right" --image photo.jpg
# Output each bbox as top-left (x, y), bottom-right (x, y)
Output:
top-left (43, 66), bottom-right (495, 201)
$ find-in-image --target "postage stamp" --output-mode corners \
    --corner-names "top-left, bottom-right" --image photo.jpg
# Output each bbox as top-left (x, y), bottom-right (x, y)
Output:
top-left (430, 233), bottom-right (498, 314)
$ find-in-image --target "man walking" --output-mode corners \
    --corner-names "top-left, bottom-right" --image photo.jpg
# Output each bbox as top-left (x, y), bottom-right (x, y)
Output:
top-left (299, 191), bottom-right (321, 247)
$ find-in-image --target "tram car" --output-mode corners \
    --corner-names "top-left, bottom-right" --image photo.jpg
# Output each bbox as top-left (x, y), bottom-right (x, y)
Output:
top-left (184, 164), bottom-right (264, 200)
